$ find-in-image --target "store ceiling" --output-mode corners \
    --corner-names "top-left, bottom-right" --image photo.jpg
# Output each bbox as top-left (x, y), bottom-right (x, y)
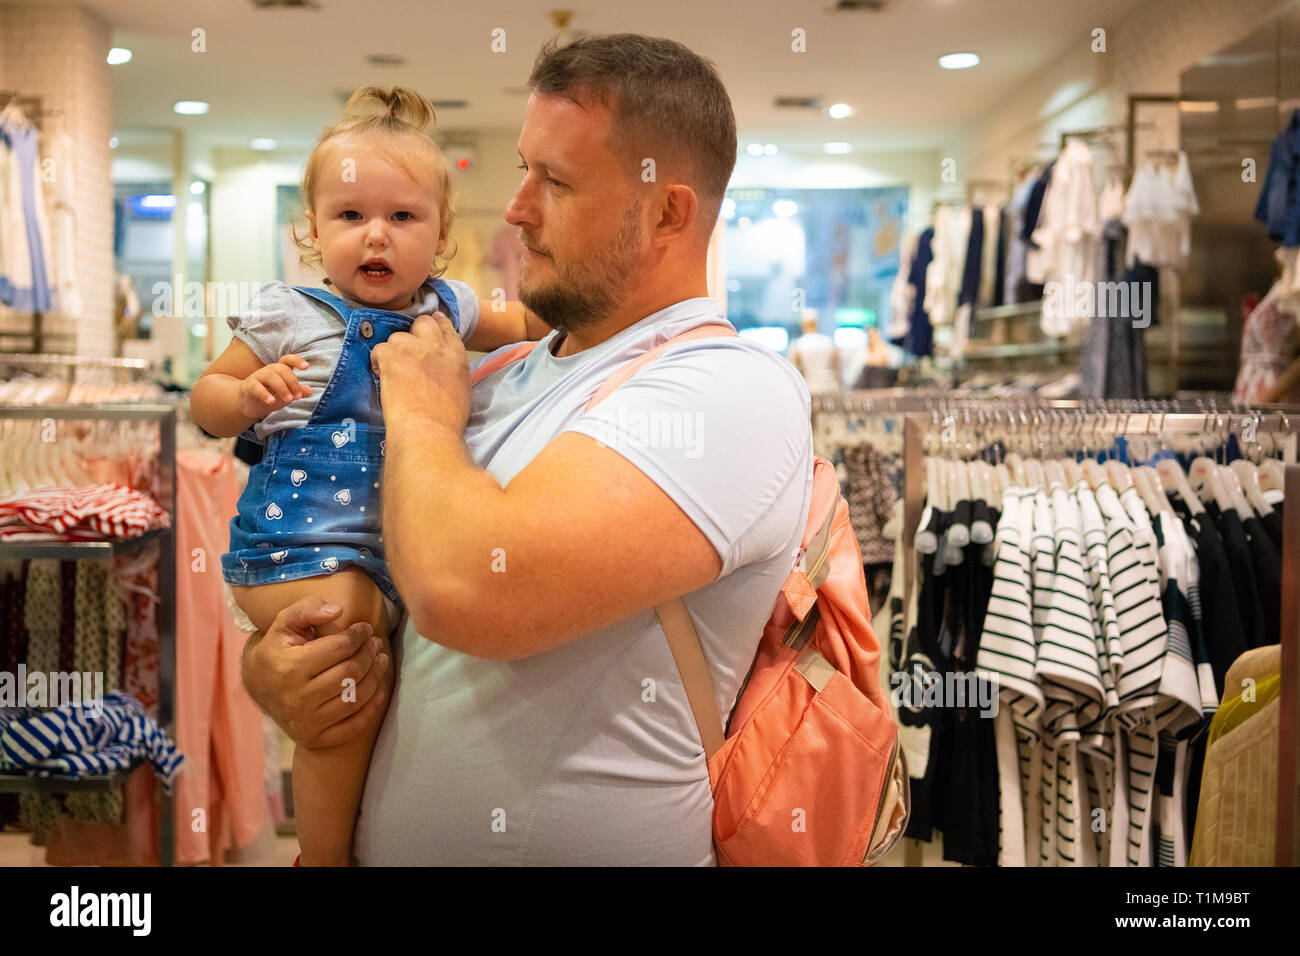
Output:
top-left (18, 0), bottom-right (1148, 155)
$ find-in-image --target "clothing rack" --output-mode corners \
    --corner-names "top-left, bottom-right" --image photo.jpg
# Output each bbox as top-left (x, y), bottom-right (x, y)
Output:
top-left (892, 403), bottom-right (1300, 866)
top-left (0, 403), bottom-right (177, 866)
top-left (0, 92), bottom-right (67, 354)
top-left (0, 353), bottom-right (153, 379)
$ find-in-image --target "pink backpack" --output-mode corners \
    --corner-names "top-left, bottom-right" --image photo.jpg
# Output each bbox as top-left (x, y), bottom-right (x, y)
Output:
top-left (470, 324), bottom-right (909, 866)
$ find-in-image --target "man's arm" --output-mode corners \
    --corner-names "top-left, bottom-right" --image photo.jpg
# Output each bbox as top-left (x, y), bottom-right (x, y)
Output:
top-left (383, 424), bottom-right (722, 660)
top-left (373, 314), bottom-right (724, 661)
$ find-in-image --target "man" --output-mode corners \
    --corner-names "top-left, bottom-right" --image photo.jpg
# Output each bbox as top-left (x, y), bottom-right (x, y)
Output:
top-left (241, 33), bottom-right (812, 865)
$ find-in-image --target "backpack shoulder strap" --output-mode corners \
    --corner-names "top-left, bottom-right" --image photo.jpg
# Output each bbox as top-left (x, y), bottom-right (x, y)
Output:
top-left (469, 341), bottom-right (540, 385)
top-left (585, 323), bottom-right (736, 412)
top-left (655, 598), bottom-right (725, 773)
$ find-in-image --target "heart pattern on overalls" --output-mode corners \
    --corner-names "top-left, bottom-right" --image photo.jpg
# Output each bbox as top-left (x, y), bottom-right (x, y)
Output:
top-left (334, 488), bottom-right (351, 505)
top-left (331, 431), bottom-right (349, 447)
top-left (271, 550), bottom-right (288, 563)
top-left (321, 556), bottom-right (340, 572)
top-left (291, 469), bottom-right (307, 486)
top-left (265, 502), bottom-right (283, 520)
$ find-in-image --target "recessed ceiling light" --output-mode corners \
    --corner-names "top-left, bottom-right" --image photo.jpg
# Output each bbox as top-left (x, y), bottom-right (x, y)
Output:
top-left (773, 200), bottom-right (798, 217)
top-left (939, 52), bottom-right (980, 70)
top-left (107, 48), bottom-right (132, 65)
top-left (828, 103), bottom-right (852, 119)
top-left (763, 143), bottom-right (778, 156)
top-left (721, 198), bottom-right (736, 220)
top-left (190, 181), bottom-right (206, 195)
top-left (109, 137), bottom-right (119, 149)
top-left (173, 101), bottom-right (209, 115)
top-left (746, 143), bottom-right (764, 156)
top-left (823, 142), bottom-right (852, 154)
top-left (250, 138), bottom-right (277, 150)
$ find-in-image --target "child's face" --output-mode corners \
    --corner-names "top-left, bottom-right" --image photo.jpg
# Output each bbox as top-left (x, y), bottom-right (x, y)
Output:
top-left (307, 138), bottom-right (445, 311)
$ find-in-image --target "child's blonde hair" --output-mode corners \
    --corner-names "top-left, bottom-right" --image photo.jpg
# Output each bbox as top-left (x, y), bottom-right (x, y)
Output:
top-left (292, 85), bottom-right (457, 279)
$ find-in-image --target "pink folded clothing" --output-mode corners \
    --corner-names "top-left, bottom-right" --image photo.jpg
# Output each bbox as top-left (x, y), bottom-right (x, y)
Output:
top-left (0, 484), bottom-right (170, 540)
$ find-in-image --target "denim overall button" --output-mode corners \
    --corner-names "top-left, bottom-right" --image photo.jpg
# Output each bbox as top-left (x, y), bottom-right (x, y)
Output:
top-left (360, 320), bottom-right (374, 339)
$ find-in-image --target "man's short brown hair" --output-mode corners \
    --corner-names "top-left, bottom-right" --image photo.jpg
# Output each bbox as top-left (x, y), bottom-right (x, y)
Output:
top-left (527, 33), bottom-right (737, 234)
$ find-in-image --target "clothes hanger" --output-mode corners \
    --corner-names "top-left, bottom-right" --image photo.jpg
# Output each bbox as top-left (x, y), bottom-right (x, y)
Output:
top-left (1258, 458), bottom-right (1285, 494)
top-left (1218, 464), bottom-right (1255, 521)
top-left (1230, 459), bottom-right (1272, 516)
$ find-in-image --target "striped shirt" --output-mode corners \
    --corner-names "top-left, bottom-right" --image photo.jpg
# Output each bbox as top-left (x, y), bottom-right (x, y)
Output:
top-left (0, 690), bottom-right (182, 790)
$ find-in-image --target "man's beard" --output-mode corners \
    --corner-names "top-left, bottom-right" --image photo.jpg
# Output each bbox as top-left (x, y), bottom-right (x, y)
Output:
top-left (518, 203), bottom-right (642, 334)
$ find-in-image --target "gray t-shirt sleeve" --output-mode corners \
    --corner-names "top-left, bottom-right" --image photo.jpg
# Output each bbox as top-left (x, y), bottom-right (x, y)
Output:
top-left (564, 340), bottom-right (813, 577)
top-left (226, 281), bottom-right (300, 365)
top-left (441, 278), bottom-right (480, 345)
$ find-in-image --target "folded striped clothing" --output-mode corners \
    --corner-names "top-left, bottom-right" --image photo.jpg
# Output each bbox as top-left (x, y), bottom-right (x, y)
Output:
top-left (0, 484), bottom-right (169, 540)
top-left (0, 690), bottom-right (184, 791)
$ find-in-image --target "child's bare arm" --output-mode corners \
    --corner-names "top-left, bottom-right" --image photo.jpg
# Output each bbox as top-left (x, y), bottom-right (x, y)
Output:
top-left (191, 339), bottom-right (312, 437)
top-left (463, 300), bottom-right (549, 352)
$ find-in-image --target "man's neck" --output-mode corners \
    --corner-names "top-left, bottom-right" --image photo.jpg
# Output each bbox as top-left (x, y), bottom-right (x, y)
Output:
top-left (550, 278), bottom-right (711, 358)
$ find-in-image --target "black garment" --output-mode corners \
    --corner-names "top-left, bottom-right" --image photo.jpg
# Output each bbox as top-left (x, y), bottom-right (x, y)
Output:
top-left (1180, 510), bottom-right (1247, 697)
top-left (1261, 504), bottom-right (1283, 550)
top-left (1242, 515), bottom-right (1281, 646)
top-left (852, 364), bottom-right (898, 389)
top-left (1021, 161), bottom-right (1055, 245)
top-left (899, 508), bottom-right (998, 865)
top-left (901, 227), bottom-right (935, 357)
top-left (992, 206), bottom-right (1008, 308)
top-left (1214, 510), bottom-right (1267, 651)
top-left (958, 208), bottom-right (985, 310)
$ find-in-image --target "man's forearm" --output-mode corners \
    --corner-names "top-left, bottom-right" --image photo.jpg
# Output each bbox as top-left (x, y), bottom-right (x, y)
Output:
top-left (381, 404), bottom-right (507, 644)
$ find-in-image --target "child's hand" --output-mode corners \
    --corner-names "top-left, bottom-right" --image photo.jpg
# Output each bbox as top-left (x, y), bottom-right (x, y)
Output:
top-left (238, 354), bottom-right (312, 420)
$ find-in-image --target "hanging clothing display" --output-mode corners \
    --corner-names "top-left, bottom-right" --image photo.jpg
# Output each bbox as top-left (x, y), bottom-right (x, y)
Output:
top-left (1034, 140), bottom-right (1100, 336)
top-left (1189, 643), bottom-right (1281, 865)
top-left (1234, 281), bottom-right (1299, 403)
top-left (884, 413), bottom-right (1287, 868)
top-left (1255, 108), bottom-right (1300, 248)
top-left (0, 102), bottom-right (55, 313)
top-left (1123, 153), bottom-right (1199, 270)
top-left (172, 445), bottom-right (271, 866)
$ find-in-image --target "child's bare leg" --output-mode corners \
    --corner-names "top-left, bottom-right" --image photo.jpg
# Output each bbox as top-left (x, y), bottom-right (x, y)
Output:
top-left (231, 568), bottom-right (394, 866)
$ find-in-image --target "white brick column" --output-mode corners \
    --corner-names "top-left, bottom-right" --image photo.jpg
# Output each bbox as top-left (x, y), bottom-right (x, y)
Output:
top-left (0, 2), bottom-right (114, 356)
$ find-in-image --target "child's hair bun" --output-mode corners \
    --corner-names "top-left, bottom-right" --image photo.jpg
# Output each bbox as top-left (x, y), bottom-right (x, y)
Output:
top-left (343, 85), bottom-right (437, 135)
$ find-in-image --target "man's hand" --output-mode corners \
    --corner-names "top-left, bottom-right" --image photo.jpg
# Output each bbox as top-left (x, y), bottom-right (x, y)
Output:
top-left (240, 596), bottom-right (390, 749)
top-left (236, 354), bottom-right (311, 421)
top-left (370, 313), bottom-right (471, 434)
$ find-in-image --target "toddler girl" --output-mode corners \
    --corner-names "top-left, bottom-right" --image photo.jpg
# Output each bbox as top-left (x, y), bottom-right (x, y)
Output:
top-left (191, 86), bottom-right (547, 865)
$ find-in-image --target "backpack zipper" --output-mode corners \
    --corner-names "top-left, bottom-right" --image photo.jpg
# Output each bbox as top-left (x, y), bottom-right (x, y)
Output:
top-left (862, 735), bottom-right (903, 866)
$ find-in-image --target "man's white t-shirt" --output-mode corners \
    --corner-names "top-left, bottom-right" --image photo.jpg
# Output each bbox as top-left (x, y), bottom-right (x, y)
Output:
top-left (353, 296), bottom-right (813, 865)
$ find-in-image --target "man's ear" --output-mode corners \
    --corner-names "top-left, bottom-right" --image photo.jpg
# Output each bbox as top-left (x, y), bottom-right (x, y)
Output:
top-left (652, 184), bottom-right (699, 246)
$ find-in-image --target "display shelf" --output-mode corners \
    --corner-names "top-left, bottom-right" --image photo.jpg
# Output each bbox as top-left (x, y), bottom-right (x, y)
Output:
top-left (0, 767), bottom-right (137, 794)
top-left (0, 526), bottom-right (169, 560)
top-left (0, 402), bottom-right (177, 865)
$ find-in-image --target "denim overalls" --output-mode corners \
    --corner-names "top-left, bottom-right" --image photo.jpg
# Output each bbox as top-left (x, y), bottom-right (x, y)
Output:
top-left (221, 281), bottom-right (461, 608)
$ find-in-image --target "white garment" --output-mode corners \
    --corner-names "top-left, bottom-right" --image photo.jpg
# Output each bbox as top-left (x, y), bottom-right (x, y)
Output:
top-left (41, 129), bottom-right (82, 318)
top-left (924, 205), bottom-right (966, 327)
top-left (1123, 153), bottom-right (1199, 269)
top-left (1035, 140), bottom-right (1100, 335)
top-left (788, 332), bottom-right (840, 393)
top-left (0, 104), bottom-right (56, 308)
top-left (888, 231), bottom-right (918, 340)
